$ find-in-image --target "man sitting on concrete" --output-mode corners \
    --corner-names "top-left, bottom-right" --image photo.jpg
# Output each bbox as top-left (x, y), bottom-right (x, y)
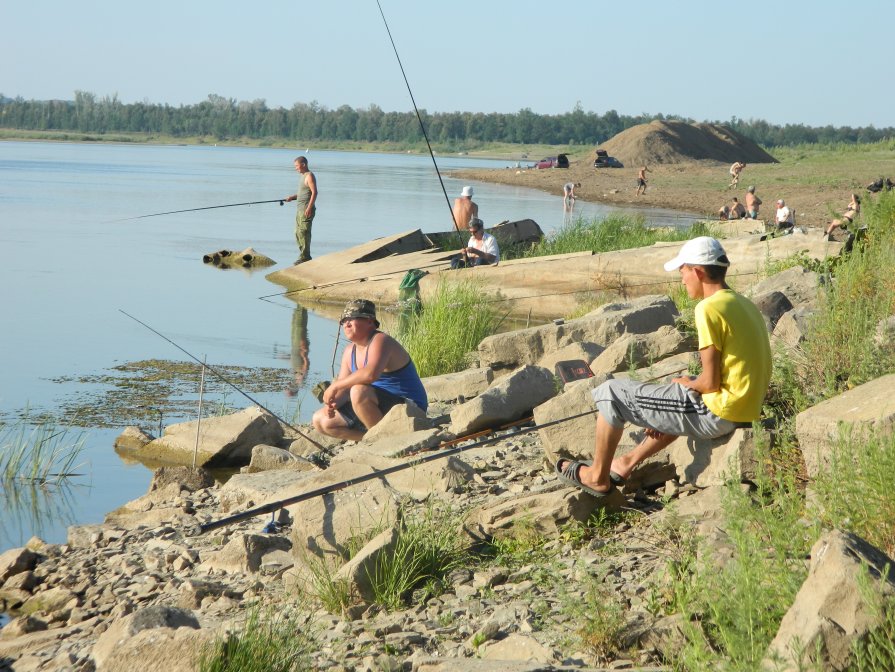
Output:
top-left (556, 237), bottom-right (771, 496)
top-left (312, 300), bottom-right (428, 441)
top-left (462, 218), bottom-right (500, 266)
top-left (729, 197), bottom-right (747, 220)
top-left (775, 199), bottom-right (794, 230)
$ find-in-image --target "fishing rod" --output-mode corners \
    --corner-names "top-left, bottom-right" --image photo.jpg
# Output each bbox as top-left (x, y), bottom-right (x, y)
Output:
top-left (196, 407), bottom-right (599, 534)
top-left (106, 199), bottom-right (286, 224)
top-left (375, 0), bottom-right (467, 257)
top-left (118, 309), bottom-right (326, 460)
top-left (258, 259), bottom-right (448, 301)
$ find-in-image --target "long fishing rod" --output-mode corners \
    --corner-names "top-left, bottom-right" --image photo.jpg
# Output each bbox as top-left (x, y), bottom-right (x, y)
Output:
top-left (106, 199), bottom-right (286, 223)
top-left (119, 310), bottom-right (326, 460)
top-left (375, 0), bottom-right (467, 256)
top-left (197, 407), bottom-right (599, 534)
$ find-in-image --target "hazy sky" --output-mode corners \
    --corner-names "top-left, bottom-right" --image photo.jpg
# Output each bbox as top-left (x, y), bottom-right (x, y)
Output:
top-left (5, 0), bottom-right (894, 128)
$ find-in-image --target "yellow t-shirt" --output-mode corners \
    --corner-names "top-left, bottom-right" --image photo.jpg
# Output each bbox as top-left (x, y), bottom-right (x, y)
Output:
top-left (695, 289), bottom-right (772, 422)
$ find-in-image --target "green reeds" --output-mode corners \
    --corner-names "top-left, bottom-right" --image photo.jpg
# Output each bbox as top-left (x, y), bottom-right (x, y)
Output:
top-left (0, 418), bottom-right (87, 485)
top-left (513, 213), bottom-right (718, 259)
top-left (397, 276), bottom-right (500, 378)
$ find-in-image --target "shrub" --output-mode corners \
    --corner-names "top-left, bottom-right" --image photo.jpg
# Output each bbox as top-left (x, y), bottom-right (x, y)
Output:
top-left (198, 602), bottom-right (317, 672)
top-left (368, 505), bottom-right (468, 609)
top-left (398, 277), bottom-right (500, 377)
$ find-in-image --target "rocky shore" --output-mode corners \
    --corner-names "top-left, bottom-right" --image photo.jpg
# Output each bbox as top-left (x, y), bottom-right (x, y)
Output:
top-left (3, 242), bottom-right (895, 672)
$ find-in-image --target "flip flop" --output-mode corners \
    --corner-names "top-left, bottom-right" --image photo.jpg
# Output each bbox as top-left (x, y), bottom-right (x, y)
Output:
top-left (555, 459), bottom-right (615, 498)
top-left (609, 470), bottom-right (627, 486)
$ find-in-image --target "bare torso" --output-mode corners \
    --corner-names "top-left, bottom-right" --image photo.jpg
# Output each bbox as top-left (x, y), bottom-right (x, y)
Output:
top-left (452, 198), bottom-right (478, 230)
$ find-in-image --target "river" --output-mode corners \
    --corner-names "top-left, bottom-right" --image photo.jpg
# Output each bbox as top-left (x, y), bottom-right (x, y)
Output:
top-left (0, 141), bottom-right (693, 553)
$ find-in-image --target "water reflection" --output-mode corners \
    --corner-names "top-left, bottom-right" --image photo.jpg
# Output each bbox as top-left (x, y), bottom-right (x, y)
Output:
top-left (286, 306), bottom-right (310, 398)
top-left (0, 480), bottom-right (86, 548)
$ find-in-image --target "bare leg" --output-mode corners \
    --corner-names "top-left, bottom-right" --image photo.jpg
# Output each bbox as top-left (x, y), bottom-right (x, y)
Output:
top-left (609, 429), bottom-right (678, 480)
top-left (349, 385), bottom-right (385, 430)
top-left (311, 407), bottom-right (365, 442)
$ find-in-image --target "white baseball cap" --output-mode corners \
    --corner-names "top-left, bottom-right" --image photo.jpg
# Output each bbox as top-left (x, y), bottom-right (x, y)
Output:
top-left (460, 186), bottom-right (474, 197)
top-left (664, 237), bottom-right (730, 271)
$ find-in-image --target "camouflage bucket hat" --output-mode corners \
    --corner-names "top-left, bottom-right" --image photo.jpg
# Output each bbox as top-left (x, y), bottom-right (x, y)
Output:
top-left (340, 299), bottom-right (379, 327)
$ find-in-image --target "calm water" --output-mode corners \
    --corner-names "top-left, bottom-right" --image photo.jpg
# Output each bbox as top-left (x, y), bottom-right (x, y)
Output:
top-left (0, 141), bottom-right (693, 552)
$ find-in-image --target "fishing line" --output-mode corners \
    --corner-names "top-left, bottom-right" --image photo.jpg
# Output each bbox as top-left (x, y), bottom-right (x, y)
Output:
top-left (118, 309), bottom-right (326, 460)
top-left (104, 199), bottom-right (286, 224)
top-left (196, 407), bottom-right (599, 534)
top-left (375, 0), bottom-right (467, 255)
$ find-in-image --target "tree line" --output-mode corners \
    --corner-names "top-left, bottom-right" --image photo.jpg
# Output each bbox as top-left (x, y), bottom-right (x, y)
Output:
top-left (1, 91), bottom-right (892, 149)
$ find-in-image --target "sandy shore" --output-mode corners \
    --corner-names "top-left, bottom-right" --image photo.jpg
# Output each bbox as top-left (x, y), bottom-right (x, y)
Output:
top-left (451, 153), bottom-right (894, 228)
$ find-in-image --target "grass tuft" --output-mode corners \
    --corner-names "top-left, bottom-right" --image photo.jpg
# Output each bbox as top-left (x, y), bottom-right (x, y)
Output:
top-left (398, 277), bottom-right (501, 377)
top-left (198, 602), bottom-right (317, 672)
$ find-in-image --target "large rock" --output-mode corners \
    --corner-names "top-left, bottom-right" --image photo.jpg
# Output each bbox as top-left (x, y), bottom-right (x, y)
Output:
top-left (612, 351), bottom-right (696, 384)
top-left (747, 265), bottom-right (824, 309)
top-left (113, 425), bottom-right (154, 452)
top-left (665, 428), bottom-right (758, 487)
top-left (536, 342), bottom-right (605, 375)
top-left (477, 295), bottom-right (679, 370)
top-left (149, 465), bottom-right (215, 492)
top-left (481, 633), bottom-right (556, 662)
top-left (449, 365), bottom-right (557, 435)
top-left (358, 428), bottom-right (444, 459)
top-left (200, 533), bottom-right (292, 573)
top-left (287, 461), bottom-right (400, 562)
top-left (751, 290), bottom-right (794, 332)
top-left (795, 373), bottom-right (895, 478)
top-left (0, 548), bottom-right (37, 584)
top-left (465, 484), bottom-right (611, 540)
top-left (532, 375), bottom-right (610, 465)
top-left (361, 402), bottom-right (433, 443)
top-left (122, 406), bottom-right (284, 468)
top-left (92, 605), bottom-right (206, 672)
top-left (332, 526), bottom-right (399, 603)
top-left (423, 367), bottom-right (494, 402)
top-left (588, 325), bottom-right (691, 376)
top-left (763, 530), bottom-right (895, 672)
top-left (247, 444), bottom-right (315, 472)
top-left (773, 307), bottom-right (815, 348)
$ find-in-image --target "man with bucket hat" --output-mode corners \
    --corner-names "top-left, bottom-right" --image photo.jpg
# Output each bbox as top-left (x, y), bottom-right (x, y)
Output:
top-left (312, 299), bottom-right (428, 441)
top-left (555, 237), bottom-right (771, 497)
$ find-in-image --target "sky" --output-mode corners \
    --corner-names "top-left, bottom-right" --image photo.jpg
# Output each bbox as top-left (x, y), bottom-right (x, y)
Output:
top-left (4, 0), bottom-right (894, 129)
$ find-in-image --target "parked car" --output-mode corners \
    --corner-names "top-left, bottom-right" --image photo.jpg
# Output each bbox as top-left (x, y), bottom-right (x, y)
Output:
top-left (594, 149), bottom-right (624, 168)
top-left (535, 157), bottom-right (557, 169)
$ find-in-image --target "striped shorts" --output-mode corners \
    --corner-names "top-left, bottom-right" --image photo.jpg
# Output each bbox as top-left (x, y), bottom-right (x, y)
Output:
top-left (591, 378), bottom-right (742, 440)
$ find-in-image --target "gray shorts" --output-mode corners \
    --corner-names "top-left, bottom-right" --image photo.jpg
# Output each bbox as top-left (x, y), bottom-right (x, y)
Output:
top-left (591, 378), bottom-right (743, 440)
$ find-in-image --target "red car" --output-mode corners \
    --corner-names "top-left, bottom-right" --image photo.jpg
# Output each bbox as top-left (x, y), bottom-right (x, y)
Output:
top-left (535, 157), bottom-right (557, 169)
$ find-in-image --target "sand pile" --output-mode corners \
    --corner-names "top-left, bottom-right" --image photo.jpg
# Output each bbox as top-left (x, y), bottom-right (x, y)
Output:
top-left (600, 120), bottom-right (778, 166)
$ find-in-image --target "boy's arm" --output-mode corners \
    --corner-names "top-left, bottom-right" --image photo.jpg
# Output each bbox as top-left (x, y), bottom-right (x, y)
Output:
top-left (672, 345), bottom-right (721, 394)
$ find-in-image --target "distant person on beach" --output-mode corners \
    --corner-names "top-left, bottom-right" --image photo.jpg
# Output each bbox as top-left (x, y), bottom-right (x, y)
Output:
top-left (825, 193), bottom-right (861, 237)
top-left (775, 199), bottom-right (794, 229)
top-left (728, 162), bottom-right (746, 189)
top-left (729, 197), bottom-right (746, 220)
top-left (312, 299), bottom-right (428, 441)
top-left (554, 236), bottom-right (771, 499)
top-left (283, 156), bottom-right (318, 264)
top-left (635, 165), bottom-right (651, 196)
top-left (745, 186), bottom-right (762, 219)
top-left (563, 182), bottom-right (581, 211)
top-left (461, 218), bottom-right (500, 266)
top-left (718, 205), bottom-right (730, 220)
top-left (452, 186), bottom-right (478, 231)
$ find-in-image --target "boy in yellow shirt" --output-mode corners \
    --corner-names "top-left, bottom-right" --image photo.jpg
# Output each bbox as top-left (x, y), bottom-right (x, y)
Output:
top-left (557, 237), bottom-right (772, 496)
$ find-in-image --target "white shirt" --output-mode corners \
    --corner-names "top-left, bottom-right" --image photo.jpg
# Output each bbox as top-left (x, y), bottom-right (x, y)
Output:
top-left (467, 232), bottom-right (500, 264)
top-left (775, 206), bottom-right (791, 225)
